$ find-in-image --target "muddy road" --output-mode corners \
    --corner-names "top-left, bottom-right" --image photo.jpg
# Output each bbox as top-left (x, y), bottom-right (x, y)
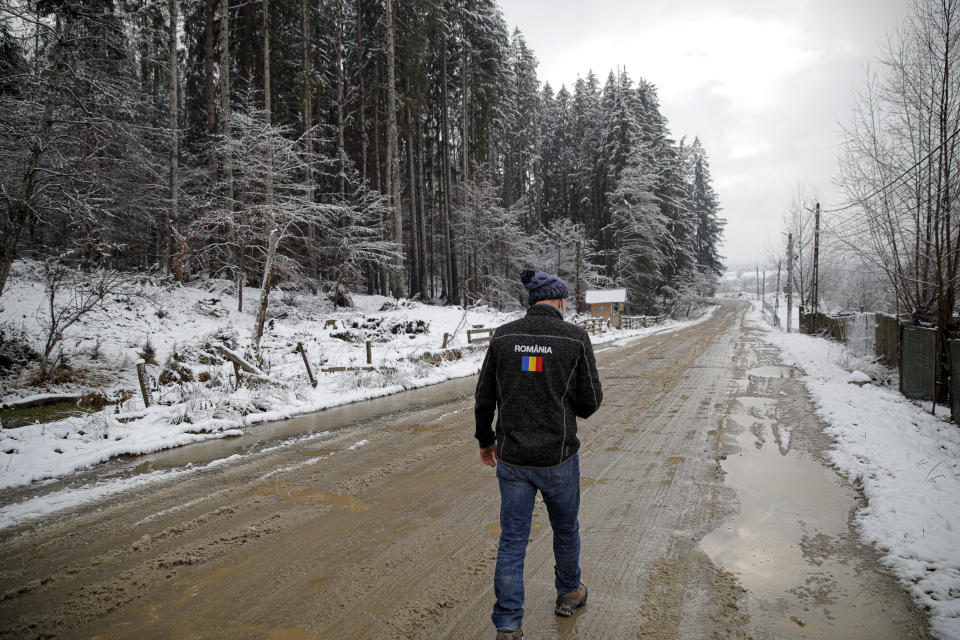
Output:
top-left (0, 300), bottom-right (928, 639)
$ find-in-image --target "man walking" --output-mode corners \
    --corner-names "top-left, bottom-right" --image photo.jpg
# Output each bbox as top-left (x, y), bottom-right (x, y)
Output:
top-left (475, 269), bottom-right (604, 639)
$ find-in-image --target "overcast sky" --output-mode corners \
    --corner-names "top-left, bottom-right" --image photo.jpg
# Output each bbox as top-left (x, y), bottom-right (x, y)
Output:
top-left (497, 0), bottom-right (909, 269)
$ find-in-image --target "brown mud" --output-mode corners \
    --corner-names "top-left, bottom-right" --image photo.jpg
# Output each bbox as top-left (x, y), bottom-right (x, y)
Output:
top-left (0, 300), bottom-right (927, 639)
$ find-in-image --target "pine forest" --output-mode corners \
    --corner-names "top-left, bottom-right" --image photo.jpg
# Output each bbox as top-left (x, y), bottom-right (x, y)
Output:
top-left (0, 0), bottom-right (725, 313)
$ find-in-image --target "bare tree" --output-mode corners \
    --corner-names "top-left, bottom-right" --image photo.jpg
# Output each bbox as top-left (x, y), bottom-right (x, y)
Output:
top-left (195, 96), bottom-right (398, 320)
top-left (837, 0), bottom-right (960, 396)
top-left (36, 261), bottom-right (127, 378)
top-left (781, 186), bottom-right (819, 311)
top-left (0, 10), bottom-right (72, 297)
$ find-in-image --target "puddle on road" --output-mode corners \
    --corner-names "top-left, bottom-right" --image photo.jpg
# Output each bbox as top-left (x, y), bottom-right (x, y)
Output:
top-left (300, 448), bottom-right (337, 457)
top-left (747, 365), bottom-right (800, 378)
top-left (701, 394), bottom-right (909, 639)
top-left (252, 483), bottom-right (371, 512)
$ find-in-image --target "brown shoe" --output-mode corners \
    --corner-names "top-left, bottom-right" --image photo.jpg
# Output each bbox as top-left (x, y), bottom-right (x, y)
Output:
top-left (496, 629), bottom-right (522, 639)
top-left (555, 582), bottom-right (588, 616)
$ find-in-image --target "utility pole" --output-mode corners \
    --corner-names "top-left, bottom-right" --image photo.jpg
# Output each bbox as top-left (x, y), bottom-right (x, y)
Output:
top-left (774, 261), bottom-right (782, 326)
top-left (756, 265), bottom-right (760, 301)
top-left (761, 270), bottom-right (766, 314)
top-left (786, 233), bottom-right (794, 333)
top-left (812, 202), bottom-right (820, 313)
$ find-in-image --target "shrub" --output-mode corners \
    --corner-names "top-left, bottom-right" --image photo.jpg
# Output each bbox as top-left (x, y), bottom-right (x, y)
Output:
top-left (0, 325), bottom-right (39, 372)
top-left (138, 338), bottom-right (158, 364)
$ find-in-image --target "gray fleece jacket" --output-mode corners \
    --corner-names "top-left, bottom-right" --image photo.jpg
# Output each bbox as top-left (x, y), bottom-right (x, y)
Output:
top-left (474, 303), bottom-right (603, 467)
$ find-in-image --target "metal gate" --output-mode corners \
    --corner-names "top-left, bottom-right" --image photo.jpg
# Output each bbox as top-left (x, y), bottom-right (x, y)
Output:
top-left (900, 326), bottom-right (937, 400)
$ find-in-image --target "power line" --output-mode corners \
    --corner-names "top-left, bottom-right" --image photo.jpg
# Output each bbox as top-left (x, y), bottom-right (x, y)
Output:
top-left (820, 126), bottom-right (960, 214)
top-left (825, 182), bottom-right (949, 238)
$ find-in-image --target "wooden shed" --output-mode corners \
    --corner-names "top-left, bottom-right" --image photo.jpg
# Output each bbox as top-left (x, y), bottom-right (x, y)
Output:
top-left (585, 288), bottom-right (627, 328)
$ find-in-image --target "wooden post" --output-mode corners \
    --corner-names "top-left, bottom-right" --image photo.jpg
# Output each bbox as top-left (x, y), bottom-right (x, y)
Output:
top-left (366, 340), bottom-right (372, 365)
top-left (136, 361), bottom-right (152, 407)
top-left (442, 332), bottom-right (450, 348)
top-left (932, 329), bottom-right (938, 414)
top-left (254, 227), bottom-right (280, 345)
top-left (296, 342), bottom-right (317, 388)
top-left (216, 345), bottom-right (271, 389)
top-left (786, 233), bottom-right (794, 333)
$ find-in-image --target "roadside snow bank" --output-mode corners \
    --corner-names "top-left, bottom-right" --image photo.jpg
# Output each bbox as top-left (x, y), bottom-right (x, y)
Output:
top-left (0, 266), bottom-right (718, 491)
top-left (753, 304), bottom-right (960, 640)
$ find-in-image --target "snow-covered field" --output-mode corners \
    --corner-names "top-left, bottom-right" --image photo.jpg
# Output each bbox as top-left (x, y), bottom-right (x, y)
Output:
top-left (753, 303), bottom-right (960, 640)
top-left (0, 261), bottom-right (712, 494)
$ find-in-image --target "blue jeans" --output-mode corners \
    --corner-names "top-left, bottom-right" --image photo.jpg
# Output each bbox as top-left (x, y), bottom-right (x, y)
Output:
top-left (492, 454), bottom-right (582, 631)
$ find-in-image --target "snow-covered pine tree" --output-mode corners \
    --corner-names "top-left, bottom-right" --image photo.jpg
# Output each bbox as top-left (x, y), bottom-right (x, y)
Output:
top-left (502, 28), bottom-right (541, 229)
top-left (606, 143), bottom-right (670, 313)
top-left (454, 170), bottom-right (526, 309)
top-left (194, 89), bottom-right (394, 304)
top-left (689, 137), bottom-right (725, 284)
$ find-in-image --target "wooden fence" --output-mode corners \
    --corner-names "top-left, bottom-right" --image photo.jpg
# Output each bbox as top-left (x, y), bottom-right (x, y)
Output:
top-left (621, 315), bottom-right (667, 330)
top-left (874, 313), bottom-right (900, 366)
top-left (578, 318), bottom-right (605, 334)
top-left (798, 310), bottom-right (854, 342)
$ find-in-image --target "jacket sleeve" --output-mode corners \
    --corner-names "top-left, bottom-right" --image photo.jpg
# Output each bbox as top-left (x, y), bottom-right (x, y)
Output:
top-left (574, 333), bottom-right (603, 419)
top-left (474, 343), bottom-right (498, 448)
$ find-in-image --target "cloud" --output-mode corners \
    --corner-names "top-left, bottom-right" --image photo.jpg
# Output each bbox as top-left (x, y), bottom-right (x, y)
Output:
top-left (498, 0), bottom-right (906, 264)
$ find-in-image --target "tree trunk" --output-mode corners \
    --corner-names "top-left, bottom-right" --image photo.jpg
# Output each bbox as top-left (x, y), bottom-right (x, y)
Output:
top-left (406, 98), bottom-right (422, 298)
top-left (263, 0), bottom-right (273, 205)
top-left (416, 114), bottom-right (428, 299)
top-left (440, 46), bottom-right (457, 304)
top-left (254, 228), bottom-right (280, 345)
top-left (378, 62), bottom-right (391, 297)
top-left (0, 15), bottom-right (71, 297)
top-left (356, 0), bottom-right (367, 184)
top-left (373, 62), bottom-right (382, 195)
top-left (575, 241), bottom-right (584, 312)
top-left (205, 0), bottom-right (217, 184)
top-left (373, 69), bottom-right (386, 296)
top-left (218, 0), bottom-right (239, 310)
top-left (384, 0), bottom-right (406, 298)
top-left (462, 48), bottom-right (469, 191)
top-left (301, 0), bottom-right (317, 281)
top-left (336, 0), bottom-right (346, 197)
top-left (153, 6), bottom-right (165, 270)
top-left (168, 0), bottom-right (181, 280)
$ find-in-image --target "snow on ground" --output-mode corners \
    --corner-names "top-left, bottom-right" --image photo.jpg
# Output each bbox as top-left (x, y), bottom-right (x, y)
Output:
top-left (0, 261), bottom-right (713, 494)
top-left (752, 302), bottom-right (960, 640)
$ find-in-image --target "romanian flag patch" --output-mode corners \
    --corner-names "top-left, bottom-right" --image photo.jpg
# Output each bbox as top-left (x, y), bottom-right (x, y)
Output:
top-left (521, 355), bottom-right (543, 372)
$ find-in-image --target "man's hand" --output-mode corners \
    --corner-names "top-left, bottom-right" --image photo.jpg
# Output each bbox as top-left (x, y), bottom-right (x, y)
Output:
top-left (480, 444), bottom-right (498, 468)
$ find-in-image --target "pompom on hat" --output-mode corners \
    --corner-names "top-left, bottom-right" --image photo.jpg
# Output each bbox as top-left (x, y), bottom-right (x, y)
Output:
top-left (520, 269), bottom-right (569, 306)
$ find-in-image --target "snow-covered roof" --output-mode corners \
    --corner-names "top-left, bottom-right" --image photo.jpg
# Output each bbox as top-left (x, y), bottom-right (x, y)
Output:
top-left (585, 288), bottom-right (626, 304)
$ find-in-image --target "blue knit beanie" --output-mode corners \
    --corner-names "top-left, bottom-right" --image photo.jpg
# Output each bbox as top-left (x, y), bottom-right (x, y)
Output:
top-left (521, 269), bottom-right (569, 306)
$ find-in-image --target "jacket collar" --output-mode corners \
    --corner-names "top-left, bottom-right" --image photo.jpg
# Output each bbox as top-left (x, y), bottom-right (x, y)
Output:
top-left (527, 303), bottom-right (563, 320)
